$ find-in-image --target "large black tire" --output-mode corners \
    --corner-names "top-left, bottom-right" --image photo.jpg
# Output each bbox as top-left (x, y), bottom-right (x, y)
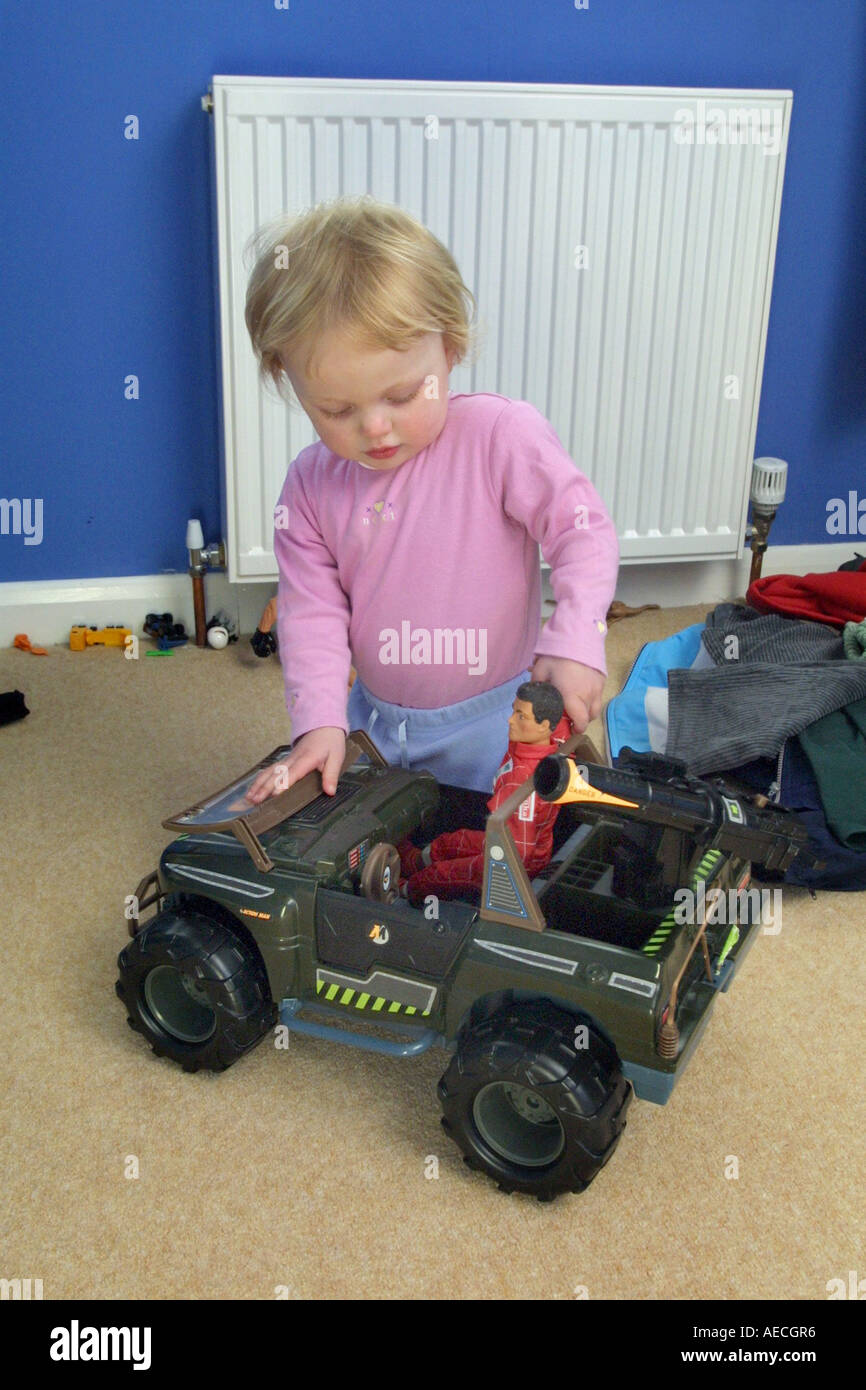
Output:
top-left (438, 999), bottom-right (632, 1200)
top-left (115, 909), bottom-right (276, 1072)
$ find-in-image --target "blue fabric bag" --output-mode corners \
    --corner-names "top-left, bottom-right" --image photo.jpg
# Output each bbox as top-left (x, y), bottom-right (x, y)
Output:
top-left (604, 623), bottom-right (707, 760)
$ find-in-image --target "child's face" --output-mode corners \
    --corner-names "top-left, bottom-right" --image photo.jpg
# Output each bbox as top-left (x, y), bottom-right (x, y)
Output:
top-left (281, 329), bottom-right (455, 470)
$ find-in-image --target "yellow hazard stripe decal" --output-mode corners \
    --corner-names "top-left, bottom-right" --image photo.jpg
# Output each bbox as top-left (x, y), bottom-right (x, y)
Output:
top-left (315, 975), bottom-right (433, 1018)
top-left (642, 850), bottom-right (724, 956)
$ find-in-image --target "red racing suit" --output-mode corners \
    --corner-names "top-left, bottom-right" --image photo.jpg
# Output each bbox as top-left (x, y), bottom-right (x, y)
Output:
top-left (403, 725), bottom-right (566, 906)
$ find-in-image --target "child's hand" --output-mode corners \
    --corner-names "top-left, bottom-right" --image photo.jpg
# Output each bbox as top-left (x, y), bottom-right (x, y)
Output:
top-left (530, 656), bottom-right (605, 732)
top-left (245, 727), bottom-right (347, 803)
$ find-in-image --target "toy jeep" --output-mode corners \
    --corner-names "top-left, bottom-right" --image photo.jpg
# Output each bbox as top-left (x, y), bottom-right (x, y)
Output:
top-left (116, 730), bottom-right (815, 1200)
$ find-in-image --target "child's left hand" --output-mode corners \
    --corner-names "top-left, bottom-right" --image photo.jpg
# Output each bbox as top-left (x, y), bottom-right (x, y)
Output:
top-left (530, 656), bottom-right (605, 732)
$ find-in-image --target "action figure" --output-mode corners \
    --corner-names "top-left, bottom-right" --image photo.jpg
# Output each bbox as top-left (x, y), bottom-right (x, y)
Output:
top-left (398, 681), bottom-right (566, 906)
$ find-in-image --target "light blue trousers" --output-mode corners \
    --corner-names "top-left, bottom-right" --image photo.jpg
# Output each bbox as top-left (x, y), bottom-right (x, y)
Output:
top-left (346, 668), bottom-right (532, 793)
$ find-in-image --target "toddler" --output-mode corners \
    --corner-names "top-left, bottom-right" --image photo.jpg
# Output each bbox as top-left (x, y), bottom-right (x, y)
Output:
top-left (243, 195), bottom-right (618, 802)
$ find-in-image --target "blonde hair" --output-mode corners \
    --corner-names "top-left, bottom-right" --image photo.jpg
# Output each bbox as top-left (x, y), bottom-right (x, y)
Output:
top-left (244, 194), bottom-right (480, 405)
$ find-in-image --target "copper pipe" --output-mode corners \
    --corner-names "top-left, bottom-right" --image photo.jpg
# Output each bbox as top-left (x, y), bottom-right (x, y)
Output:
top-left (748, 508), bottom-right (775, 585)
top-left (191, 571), bottom-right (207, 647)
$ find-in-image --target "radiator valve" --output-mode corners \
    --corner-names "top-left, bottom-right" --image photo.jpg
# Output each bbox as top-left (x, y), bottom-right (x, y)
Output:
top-left (746, 457), bottom-right (787, 585)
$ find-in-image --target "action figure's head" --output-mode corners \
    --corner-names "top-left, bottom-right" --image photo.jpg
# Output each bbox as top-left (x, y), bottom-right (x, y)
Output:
top-left (508, 681), bottom-right (564, 745)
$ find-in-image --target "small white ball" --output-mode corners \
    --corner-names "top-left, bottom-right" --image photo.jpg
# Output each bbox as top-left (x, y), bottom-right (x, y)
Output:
top-left (207, 625), bottom-right (229, 650)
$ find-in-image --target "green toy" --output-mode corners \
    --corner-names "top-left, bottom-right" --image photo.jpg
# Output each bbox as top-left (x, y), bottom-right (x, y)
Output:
top-left (116, 729), bottom-right (816, 1200)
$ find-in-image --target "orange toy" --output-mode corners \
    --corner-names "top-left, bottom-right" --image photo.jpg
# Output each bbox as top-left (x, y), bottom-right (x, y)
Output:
top-left (13, 634), bottom-right (47, 656)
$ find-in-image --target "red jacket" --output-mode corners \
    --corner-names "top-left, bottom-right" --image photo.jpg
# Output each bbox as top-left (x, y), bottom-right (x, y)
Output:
top-left (487, 736), bottom-right (561, 871)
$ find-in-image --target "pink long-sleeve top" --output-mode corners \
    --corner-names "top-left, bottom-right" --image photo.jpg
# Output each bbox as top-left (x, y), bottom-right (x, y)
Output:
top-left (274, 392), bottom-right (619, 741)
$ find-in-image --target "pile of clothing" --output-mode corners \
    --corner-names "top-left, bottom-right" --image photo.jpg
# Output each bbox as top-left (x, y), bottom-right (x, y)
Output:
top-left (605, 560), bottom-right (866, 889)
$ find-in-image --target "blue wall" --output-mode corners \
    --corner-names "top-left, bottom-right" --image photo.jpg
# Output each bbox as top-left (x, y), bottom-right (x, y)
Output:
top-left (2, 0), bottom-right (864, 582)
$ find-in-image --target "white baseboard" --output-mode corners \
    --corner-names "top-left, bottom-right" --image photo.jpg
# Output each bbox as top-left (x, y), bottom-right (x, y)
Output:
top-left (604, 542), bottom-right (860, 610)
top-left (0, 573), bottom-right (276, 648)
top-left (0, 543), bottom-right (858, 648)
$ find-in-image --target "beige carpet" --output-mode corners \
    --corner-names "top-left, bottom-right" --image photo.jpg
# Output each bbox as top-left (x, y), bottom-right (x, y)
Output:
top-left (2, 606), bottom-right (864, 1301)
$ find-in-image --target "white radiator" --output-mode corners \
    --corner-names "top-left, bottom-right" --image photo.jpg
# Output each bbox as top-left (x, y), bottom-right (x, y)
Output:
top-left (208, 77), bottom-right (791, 581)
